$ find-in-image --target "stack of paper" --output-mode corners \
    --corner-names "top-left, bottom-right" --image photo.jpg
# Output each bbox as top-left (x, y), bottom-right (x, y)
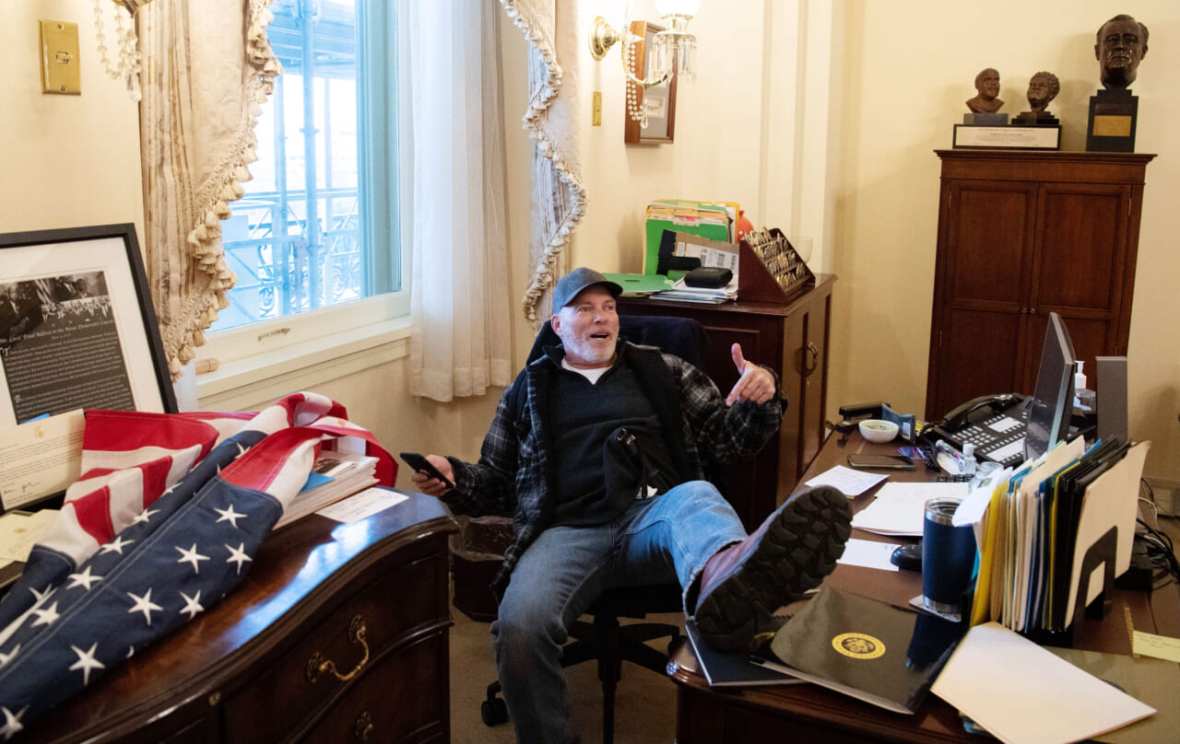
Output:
top-left (274, 451), bottom-right (379, 530)
top-left (850, 482), bottom-right (969, 536)
top-left (650, 277), bottom-right (737, 304)
top-left (805, 465), bottom-right (888, 497)
top-left (932, 622), bottom-right (1155, 743)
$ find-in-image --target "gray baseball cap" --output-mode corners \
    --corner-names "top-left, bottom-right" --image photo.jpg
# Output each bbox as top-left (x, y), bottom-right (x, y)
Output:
top-left (551, 267), bottom-right (623, 314)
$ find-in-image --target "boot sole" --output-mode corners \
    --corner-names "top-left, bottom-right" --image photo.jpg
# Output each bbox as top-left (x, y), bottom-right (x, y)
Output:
top-left (694, 486), bottom-right (852, 652)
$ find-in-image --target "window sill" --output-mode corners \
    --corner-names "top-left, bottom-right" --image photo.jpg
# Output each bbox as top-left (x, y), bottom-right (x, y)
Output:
top-left (197, 318), bottom-right (413, 408)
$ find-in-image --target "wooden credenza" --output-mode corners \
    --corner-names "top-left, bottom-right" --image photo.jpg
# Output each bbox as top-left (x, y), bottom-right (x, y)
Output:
top-left (620, 275), bottom-right (834, 530)
top-left (23, 491), bottom-right (457, 744)
top-left (926, 150), bottom-right (1154, 421)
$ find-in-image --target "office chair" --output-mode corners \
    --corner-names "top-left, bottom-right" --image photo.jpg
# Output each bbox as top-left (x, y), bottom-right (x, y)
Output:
top-left (478, 315), bottom-right (709, 744)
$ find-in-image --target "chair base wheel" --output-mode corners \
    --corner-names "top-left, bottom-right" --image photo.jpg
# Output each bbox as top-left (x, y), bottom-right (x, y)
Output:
top-left (481, 696), bottom-right (509, 726)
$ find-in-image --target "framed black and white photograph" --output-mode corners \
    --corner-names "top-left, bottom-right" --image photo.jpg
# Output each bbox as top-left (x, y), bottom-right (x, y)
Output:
top-left (623, 20), bottom-right (678, 145)
top-left (0, 224), bottom-right (175, 510)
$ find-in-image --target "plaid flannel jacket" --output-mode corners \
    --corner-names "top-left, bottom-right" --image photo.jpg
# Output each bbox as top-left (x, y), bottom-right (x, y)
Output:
top-left (442, 342), bottom-right (783, 597)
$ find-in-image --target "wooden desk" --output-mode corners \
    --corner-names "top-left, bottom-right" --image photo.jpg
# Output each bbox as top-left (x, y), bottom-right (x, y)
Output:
top-left (669, 433), bottom-right (1180, 743)
top-left (24, 491), bottom-right (457, 744)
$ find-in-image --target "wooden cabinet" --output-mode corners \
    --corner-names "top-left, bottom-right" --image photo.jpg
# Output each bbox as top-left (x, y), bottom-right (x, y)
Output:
top-left (24, 492), bottom-right (457, 744)
top-left (619, 276), bottom-right (834, 530)
top-left (926, 150), bottom-right (1154, 420)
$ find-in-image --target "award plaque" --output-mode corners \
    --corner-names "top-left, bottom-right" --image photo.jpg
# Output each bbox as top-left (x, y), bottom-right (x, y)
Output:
top-left (952, 125), bottom-right (1061, 151)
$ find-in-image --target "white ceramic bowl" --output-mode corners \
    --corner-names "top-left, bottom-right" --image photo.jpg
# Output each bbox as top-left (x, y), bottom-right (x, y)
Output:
top-left (858, 419), bottom-right (899, 443)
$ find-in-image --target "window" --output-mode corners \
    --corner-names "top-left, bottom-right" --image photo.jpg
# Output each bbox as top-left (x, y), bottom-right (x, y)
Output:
top-left (214, 0), bottom-right (401, 335)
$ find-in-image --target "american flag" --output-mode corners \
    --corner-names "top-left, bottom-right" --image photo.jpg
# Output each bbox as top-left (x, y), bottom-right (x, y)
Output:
top-left (0, 392), bottom-right (395, 739)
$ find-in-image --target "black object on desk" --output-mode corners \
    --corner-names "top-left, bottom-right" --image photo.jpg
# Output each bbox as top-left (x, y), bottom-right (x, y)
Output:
top-left (891, 543), bottom-right (922, 572)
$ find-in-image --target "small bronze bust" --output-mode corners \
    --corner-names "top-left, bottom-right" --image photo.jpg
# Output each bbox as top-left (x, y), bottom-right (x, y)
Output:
top-left (1026, 71), bottom-right (1060, 113)
top-left (966, 68), bottom-right (1004, 113)
top-left (1096, 15), bottom-right (1148, 89)
top-left (1013, 72), bottom-right (1060, 127)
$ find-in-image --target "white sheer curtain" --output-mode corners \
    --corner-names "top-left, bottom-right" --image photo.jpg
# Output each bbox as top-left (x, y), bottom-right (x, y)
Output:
top-left (400, 1), bottom-right (512, 402)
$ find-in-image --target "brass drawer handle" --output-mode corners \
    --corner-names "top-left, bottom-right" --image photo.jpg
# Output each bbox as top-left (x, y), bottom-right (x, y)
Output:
top-left (803, 342), bottom-right (819, 376)
top-left (306, 615), bottom-right (370, 684)
top-left (354, 710), bottom-right (375, 741)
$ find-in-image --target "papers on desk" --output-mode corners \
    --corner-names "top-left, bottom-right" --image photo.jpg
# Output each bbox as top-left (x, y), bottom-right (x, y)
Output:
top-left (805, 465), bottom-right (887, 498)
top-left (850, 482), bottom-right (969, 536)
top-left (836, 538), bottom-right (900, 572)
top-left (648, 277), bottom-right (737, 304)
top-left (932, 622), bottom-right (1155, 744)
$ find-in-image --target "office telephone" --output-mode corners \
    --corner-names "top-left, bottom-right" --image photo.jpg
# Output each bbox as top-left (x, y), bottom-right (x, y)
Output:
top-left (925, 393), bottom-right (1030, 467)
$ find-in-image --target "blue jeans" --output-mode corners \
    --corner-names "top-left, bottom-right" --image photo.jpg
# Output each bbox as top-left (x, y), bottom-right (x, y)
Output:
top-left (491, 480), bottom-right (746, 744)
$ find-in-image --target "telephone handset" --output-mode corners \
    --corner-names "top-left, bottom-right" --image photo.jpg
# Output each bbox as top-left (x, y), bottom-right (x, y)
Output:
top-left (939, 393), bottom-right (1023, 433)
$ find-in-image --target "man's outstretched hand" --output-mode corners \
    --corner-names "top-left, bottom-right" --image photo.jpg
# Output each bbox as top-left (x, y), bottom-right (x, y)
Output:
top-left (725, 343), bottom-right (776, 406)
top-left (409, 454), bottom-right (455, 496)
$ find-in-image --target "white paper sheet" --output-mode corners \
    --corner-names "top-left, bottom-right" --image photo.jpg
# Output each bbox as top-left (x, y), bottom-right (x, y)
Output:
top-left (804, 465), bottom-right (888, 497)
top-left (932, 622), bottom-right (1155, 744)
top-left (835, 538), bottom-right (900, 572)
top-left (316, 488), bottom-right (408, 524)
top-left (850, 482), bottom-right (969, 536)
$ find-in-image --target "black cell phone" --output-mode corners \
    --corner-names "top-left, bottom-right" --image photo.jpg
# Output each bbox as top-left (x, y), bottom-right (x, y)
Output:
top-left (847, 454), bottom-right (915, 470)
top-left (399, 452), bottom-right (455, 489)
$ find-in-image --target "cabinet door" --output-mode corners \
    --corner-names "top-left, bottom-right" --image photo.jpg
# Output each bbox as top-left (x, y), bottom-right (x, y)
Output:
top-left (1023, 183), bottom-right (1133, 389)
top-left (928, 181), bottom-right (1037, 418)
top-left (797, 293), bottom-right (829, 479)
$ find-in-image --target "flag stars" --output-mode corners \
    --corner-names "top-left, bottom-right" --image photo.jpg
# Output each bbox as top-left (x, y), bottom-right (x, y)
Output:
top-left (30, 602), bottom-right (60, 628)
top-left (214, 504), bottom-right (246, 529)
top-left (0, 706), bottom-right (26, 741)
top-left (131, 508), bottom-right (159, 526)
top-left (235, 441), bottom-right (250, 457)
top-left (69, 643), bottom-right (105, 686)
top-left (175, 543), bottom-right (210, 574)
top-left (179, 590), bottom-right (205, 620)
top-left (99, 535), bottom-right (135, 555)
top-left (66, 566), bottom-right (103, 591)
top-left (28, 585), bottom-right (53, 603)
top-left (127, 589), bottom-right (163, 626)
top-left (0, 645), bottom-right (19, 669)
top-left (225, 543), bottom-right (253, 574)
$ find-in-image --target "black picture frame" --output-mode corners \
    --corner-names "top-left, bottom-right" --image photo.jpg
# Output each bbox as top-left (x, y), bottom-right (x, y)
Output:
top-left (0, 224), bottom-right (176, 510)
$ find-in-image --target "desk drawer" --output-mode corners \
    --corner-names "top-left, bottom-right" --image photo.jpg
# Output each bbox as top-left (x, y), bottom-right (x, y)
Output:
top-left (223, 551), bottom-right (449, 741)
top-left (301, 632), bottom-right (449, 743)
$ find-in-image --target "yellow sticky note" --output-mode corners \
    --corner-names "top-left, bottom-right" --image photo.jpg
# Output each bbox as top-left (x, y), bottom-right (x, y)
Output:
top-left (1132, 630), bottom-right (1180, 663)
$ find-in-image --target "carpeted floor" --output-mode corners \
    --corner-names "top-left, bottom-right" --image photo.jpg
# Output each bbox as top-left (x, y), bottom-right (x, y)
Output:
top-left (448, 607), bottom-right (681, 744)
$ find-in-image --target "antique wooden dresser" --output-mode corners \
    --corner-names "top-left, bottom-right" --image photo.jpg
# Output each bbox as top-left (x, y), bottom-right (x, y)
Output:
top-left (21, 491), bottom-right (456, 743)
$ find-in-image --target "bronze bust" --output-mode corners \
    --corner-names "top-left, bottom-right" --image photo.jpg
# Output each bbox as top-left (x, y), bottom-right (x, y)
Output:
top-left (1026, 71), bottom-right (1060, 113)
top-left (1096, 14), bottom-right (1148, 89)
top-left (966, 68), bottom-right (1004, 113)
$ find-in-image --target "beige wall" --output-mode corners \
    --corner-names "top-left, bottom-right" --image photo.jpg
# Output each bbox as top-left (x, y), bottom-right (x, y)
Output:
top-left (831, 0), bottom-right (1179, 480)
top-left (0, 1), bottom-right (144, 239)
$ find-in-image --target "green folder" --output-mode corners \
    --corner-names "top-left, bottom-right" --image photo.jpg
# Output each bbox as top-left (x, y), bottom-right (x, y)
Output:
top-left (602, 272), bottom-right (673, 296)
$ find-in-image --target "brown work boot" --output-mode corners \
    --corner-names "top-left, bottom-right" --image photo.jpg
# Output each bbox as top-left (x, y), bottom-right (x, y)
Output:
top-left (693, 485), bottom-right (851, 652)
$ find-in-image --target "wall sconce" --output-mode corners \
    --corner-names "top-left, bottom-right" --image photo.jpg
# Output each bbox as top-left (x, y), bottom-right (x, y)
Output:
top-left (589, 0), bottom-right (701, 128)
top-left (92, 0), bottom-right (153, 101)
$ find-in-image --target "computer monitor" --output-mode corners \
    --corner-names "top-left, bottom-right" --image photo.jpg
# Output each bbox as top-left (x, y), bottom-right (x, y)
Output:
top-left (1024, 312), bottom-right (1076, 462)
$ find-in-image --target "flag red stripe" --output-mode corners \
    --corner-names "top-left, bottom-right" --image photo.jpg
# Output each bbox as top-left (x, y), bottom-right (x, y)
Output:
top-left (220, 428), bottom-right (326, 491)
top-left (70, 485), bottom-right (116, 545)
top-left (83, 410), bottom-right (219, 457)
top-left (139, 456), bottom-right (173, 507)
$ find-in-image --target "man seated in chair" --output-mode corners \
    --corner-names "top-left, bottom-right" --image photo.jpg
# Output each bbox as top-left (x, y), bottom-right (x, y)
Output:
top-left (413, 268), bottom-right (851, 743)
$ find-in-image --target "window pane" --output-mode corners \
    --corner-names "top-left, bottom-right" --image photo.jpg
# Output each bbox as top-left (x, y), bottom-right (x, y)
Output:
top-left (215, 0), bottom-right (370, 331)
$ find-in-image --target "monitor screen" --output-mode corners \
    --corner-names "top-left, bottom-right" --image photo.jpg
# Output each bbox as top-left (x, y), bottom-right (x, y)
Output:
top-left (1024, 312), bottom-right (1076, 462)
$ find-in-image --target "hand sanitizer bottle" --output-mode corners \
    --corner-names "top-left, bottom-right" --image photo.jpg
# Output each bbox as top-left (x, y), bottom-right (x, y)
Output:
top-left (962, 442), bottom-right (977, 477)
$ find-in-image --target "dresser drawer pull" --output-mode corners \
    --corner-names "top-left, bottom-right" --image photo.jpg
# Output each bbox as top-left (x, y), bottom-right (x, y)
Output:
top-left (354, 710), bottom-right (375, 741)
top-left (306, 615), bottom-right (370, 684)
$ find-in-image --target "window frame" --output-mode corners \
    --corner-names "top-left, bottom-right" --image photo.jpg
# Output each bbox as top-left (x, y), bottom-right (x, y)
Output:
top-left (196, 0), bottom-right (407, 391)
